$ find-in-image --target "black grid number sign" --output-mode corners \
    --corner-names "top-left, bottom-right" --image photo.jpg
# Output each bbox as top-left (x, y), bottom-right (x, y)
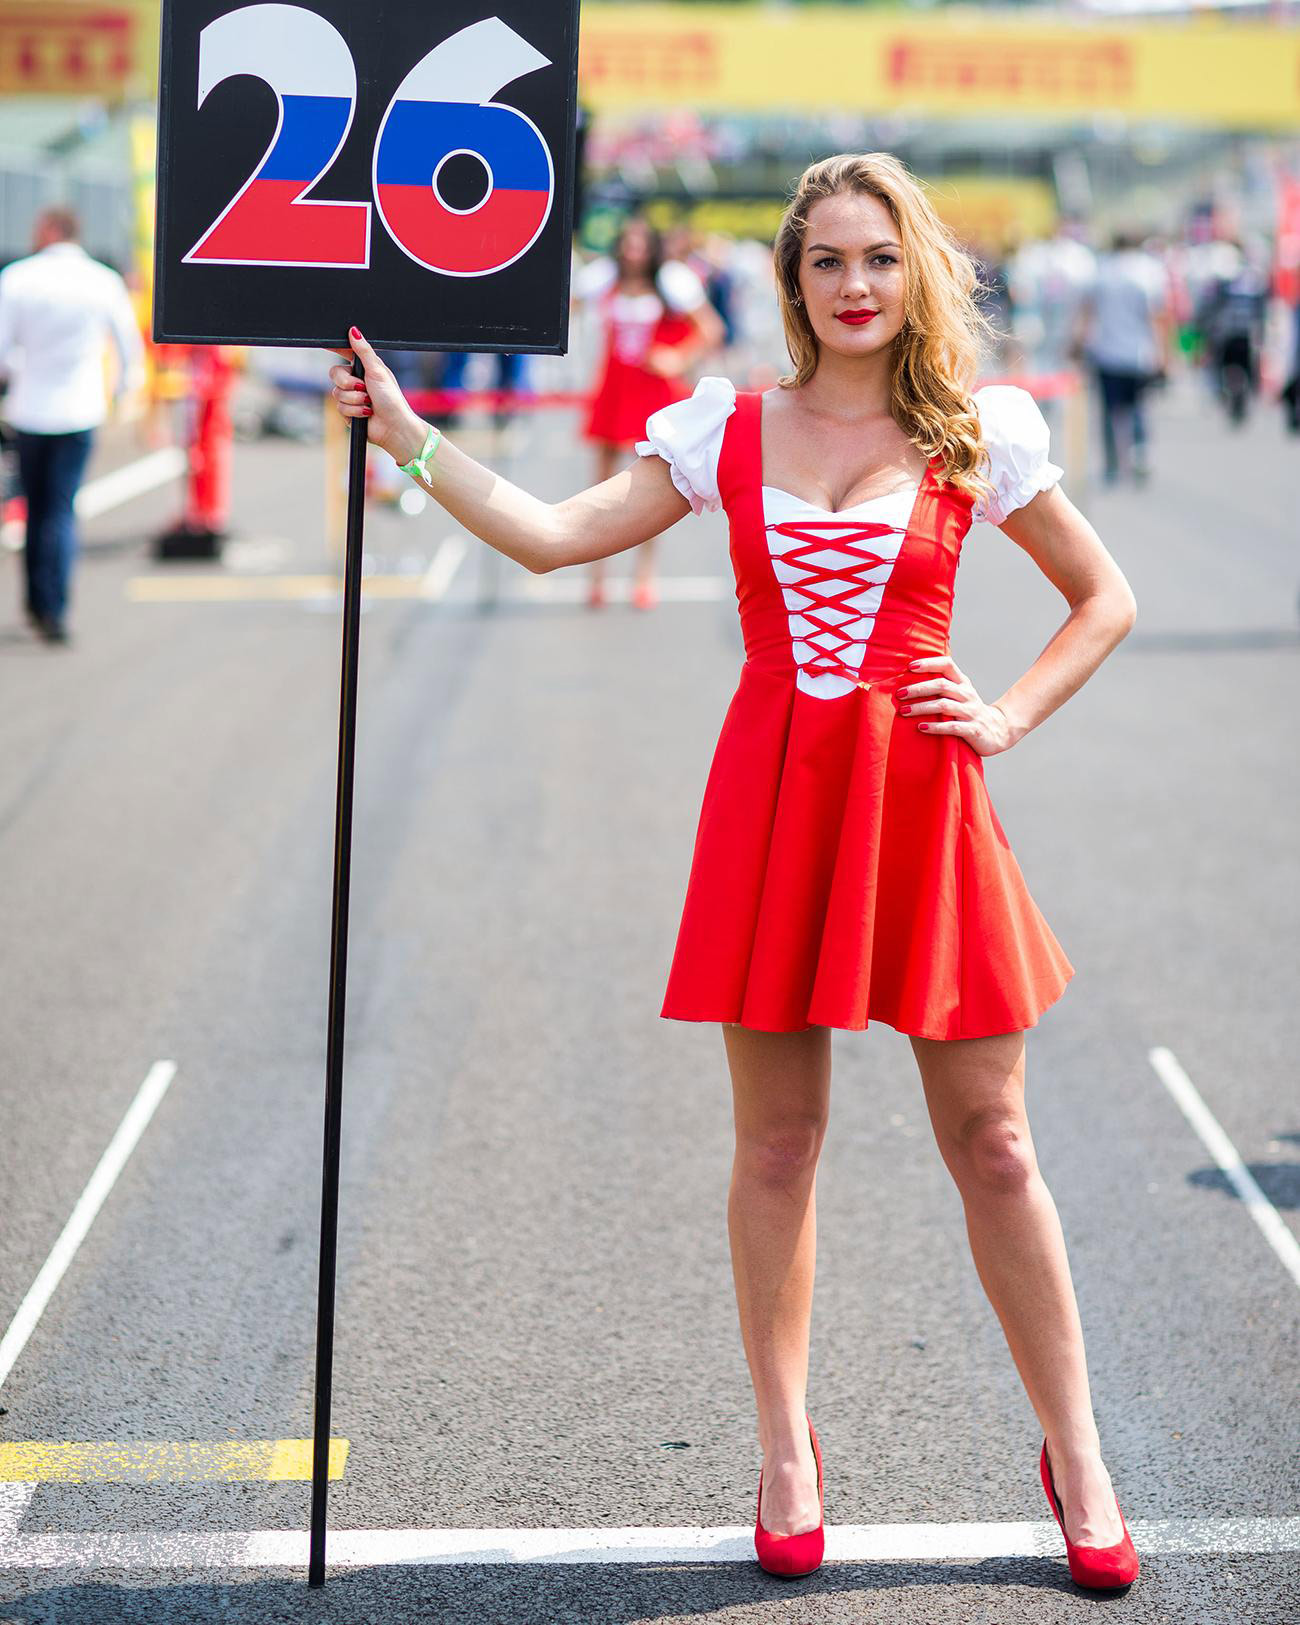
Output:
top-left (153, 0), bottom-right (580, 352)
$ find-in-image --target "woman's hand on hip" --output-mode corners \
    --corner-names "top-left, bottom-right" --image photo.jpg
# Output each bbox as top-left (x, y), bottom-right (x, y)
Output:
top-left (326, 327), bottom-right (427, 465)
top-left (896, 654), bottom-right (1018, 756)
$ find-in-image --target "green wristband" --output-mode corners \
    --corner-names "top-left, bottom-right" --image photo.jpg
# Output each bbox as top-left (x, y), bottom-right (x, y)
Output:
top-left (397, 423), bottom-right (442, 482)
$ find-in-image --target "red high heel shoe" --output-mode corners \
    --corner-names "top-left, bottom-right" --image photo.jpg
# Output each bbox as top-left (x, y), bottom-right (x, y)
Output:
top-left (1040, 1440), bottom-right (1139, 1590)
top-left (754, 1416), bottom-right (824, 1578)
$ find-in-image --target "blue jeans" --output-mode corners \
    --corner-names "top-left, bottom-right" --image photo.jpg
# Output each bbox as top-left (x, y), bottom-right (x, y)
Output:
top-left (17, 428), bottom-right (94, 624)
top-left (440, 351), bottom-right (531, 392)
top-left (1093, 367), bottom-right (1151, 478)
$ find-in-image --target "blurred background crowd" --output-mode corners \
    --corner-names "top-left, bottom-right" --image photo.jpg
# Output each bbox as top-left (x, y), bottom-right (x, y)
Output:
top-left (1, 0), bottom-right (1299, 625)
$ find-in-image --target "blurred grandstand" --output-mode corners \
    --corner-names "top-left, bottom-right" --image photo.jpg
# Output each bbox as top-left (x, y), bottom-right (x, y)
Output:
top-left (1, 1), bottom-right (1298, 435)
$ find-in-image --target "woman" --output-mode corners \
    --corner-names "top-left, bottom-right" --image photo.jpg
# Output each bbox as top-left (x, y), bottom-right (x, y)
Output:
top-left (327, 152), bottom-right (1140, 1593)
top-left (572, 216), bottom-right (723, 608)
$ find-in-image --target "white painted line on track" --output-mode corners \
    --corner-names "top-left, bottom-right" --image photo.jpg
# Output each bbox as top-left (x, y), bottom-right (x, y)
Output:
top-left (0, 1484), bottom-right (34, 1540)
top-left (419, 535), bottom-right (467, 600)
top-left (74, 448), bottom-right (187, 520)
top-left (1148, 1045), bottom-right (1300, 1292)
top-left (519, 575), bottom-right (732, 604)
top-left (0, 1061), bottom-right (179, 1394)
top-left (0, 1517), bottom-right (1295, 1570)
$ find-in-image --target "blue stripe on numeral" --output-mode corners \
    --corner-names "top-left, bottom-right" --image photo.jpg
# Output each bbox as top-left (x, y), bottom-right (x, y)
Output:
top-left (374, 100), bottom-right (549, 191)
top-left (259, 94), bottom-right (352, 183)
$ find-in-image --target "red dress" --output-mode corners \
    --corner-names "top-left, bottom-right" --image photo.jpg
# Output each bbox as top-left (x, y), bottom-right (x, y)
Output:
top-left (647, 383), bottom-right (1075, 1039)
top-left (578, 258), bottom-right (708, 446)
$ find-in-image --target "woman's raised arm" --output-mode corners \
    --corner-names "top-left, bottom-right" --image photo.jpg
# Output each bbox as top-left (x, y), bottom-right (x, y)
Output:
top-left (326, 328), bottom-right (691, 573)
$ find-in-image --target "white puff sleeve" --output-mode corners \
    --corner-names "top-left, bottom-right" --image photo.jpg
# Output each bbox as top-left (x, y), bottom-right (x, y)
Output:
top-left (655, 258), bottom-right (708, 313)
top-left (971, 384), bottom-right (1064, 525)
top-left (635, 375), bottom-right (737, 515)
top-left (572, 255), bottom-right (616, 302)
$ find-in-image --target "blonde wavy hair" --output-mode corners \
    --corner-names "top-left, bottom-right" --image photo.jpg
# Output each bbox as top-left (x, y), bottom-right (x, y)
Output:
top-left (773, 152), bottom-right (999, 504)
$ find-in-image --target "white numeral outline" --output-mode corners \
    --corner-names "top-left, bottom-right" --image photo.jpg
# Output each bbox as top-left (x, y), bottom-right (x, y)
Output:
top-left (372, 18), bottom-right (554, 279)
top-left (185, 3), bottom-right (371, 269)
top-left (182, 9), bottom-right (557, 279)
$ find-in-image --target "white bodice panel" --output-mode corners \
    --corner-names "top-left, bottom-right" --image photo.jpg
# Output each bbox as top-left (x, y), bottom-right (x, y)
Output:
top-left (761, 484), bottom-right (920, 699)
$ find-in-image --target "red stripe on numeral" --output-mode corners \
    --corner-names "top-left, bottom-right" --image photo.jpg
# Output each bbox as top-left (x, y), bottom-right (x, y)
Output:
top-left (189, 179), bottom-right (368, 267)
top-left (376, 183), bottom-right (549, 275)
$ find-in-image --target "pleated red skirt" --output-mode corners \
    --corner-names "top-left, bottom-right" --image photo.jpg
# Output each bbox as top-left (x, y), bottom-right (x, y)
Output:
top-left (659, 391), bottom-right (1074, 1039)
top-left (583, 351), bottom-right (688, 446)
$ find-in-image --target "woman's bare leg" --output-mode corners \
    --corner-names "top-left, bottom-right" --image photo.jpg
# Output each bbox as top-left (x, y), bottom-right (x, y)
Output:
top-left (587, 443), bottom-right (619, 600)
top-left (633, 539), bottom-right (659, 604)
top-left (909, 1030), bottom-right (1125, 1546)
top-left (723, 1021), bottom-right (831, 1536)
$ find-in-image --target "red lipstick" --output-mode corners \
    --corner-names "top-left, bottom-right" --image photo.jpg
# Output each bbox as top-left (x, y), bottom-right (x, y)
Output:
top-left (836, 309), bottom-right (879, 326)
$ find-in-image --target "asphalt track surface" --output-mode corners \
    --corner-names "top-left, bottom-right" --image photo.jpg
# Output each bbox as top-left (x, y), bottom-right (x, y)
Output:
top-left (0, 374), bottom-right (1297, 1623)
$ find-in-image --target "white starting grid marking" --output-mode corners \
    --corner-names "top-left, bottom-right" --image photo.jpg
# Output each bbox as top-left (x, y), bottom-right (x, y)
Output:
top-left (0, 1502), bottom-right (1295, 1570)
top-left (2, 448), bottom-right (187, 550)
top-left (0, 1061), bottom-right (178, 1395)
top-left (74, 448), bottom-right (187, 520)
top-left (1, 1045), bottom-right (1295, 1576)
top-left (420, 534), bottom-right (468, 600)
top-left (1148, 1045), bottom-right (1300, 1292)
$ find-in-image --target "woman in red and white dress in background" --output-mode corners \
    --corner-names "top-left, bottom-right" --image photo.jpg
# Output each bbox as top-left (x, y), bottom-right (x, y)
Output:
top-left (573, 217), bottom-right (724, 608)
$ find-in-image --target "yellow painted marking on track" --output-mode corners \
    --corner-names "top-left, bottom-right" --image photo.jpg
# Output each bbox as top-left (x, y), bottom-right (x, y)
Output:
top-left (266, 1437), bottom-right (351, 1479)
top-left (126, 574), bottom-right (435, 603)
top-left (0, 1439), bottom-right (349, 1482)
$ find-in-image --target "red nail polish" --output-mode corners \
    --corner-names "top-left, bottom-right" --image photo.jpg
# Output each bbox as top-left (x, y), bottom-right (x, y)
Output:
top-left (349, 325), bottom-right (360, 339)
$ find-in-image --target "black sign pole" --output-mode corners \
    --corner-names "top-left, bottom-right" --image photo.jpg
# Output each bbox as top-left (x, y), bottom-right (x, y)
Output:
top-left (153, 5), bottom-right (581, 1591)
top-left (308, 355), bottom-right (368, 1587)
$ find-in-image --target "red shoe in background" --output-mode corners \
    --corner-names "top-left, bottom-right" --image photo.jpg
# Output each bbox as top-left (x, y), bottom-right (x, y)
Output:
top-left (631, 576), bottom-right (658, 610)
top-left (754, 1416), bottom-right (824, 1578)
top-left (1040, 1440), bottom-right (1139, 1590)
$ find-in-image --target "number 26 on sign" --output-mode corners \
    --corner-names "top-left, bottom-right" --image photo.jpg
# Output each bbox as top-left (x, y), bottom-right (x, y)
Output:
top-left (184, 5), bottom-right (555, 277)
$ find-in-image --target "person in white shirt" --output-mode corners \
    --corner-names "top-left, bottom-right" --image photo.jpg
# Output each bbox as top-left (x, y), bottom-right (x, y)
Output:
top-left (0, 207), bottom-right (144, 642)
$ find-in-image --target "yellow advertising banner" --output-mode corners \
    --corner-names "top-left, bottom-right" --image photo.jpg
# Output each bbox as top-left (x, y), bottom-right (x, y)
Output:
top-left (0, 3), bottom-right (157, 99)
top-left (642, 175), bottom-right (1057, 254)
top-left (5, 3), bottom-right (1297, 131)
top-left (579, 5), bottom-right (1300, 131)
top-left (643, 176), bottom-right (1057, 248)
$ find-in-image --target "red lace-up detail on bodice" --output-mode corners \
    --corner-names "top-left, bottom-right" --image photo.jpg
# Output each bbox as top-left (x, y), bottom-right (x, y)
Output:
top-left (765, 516), bottom-right (910, 688)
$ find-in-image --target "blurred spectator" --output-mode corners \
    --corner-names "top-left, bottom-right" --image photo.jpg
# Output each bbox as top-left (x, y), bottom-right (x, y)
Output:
top-left (572, 217), bottom-right (723, 609)
top-left (1075, 229), bottom-right (1172, 485)
top-left (439, 350), bottom-right (532, 430)
top-left (969, 240), bottom-right (1013, 359)
top-left (665, 224), bottom-right (739, 348)
top-left (1281, 298), bottom-right (1300, 435)
top-left (1008, 223), bottom-right (1097, 376)
top-left (0, 207), bottom-right (143, 643)
top-left (701, 234), bottom-right (741, 350)
top-left (727, 237), bottom-right (786, 387)
top-left (1192, 239), bottom-right (1270, 427)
